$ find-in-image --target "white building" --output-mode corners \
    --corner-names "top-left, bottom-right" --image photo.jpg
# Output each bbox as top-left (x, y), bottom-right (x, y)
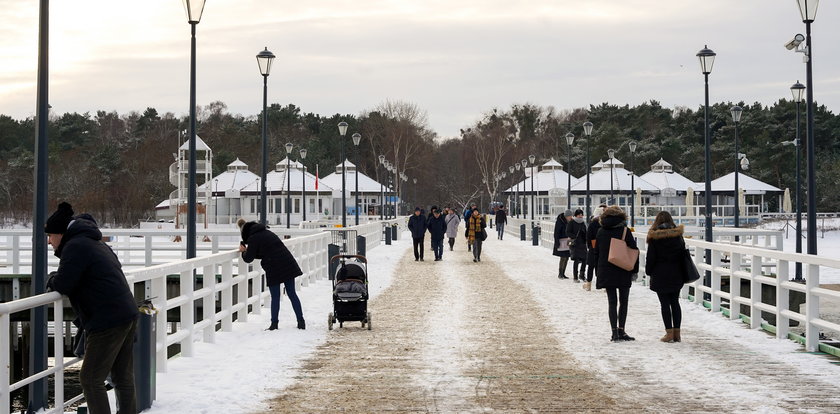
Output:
top-left (569, 157), bottom-right (659, 211)
top-left (639, 158), bottom-right (699, 205)
top-left (501, 158), bottom-right (578, 218)
top-left (320, 160), bottom-right (394, 219)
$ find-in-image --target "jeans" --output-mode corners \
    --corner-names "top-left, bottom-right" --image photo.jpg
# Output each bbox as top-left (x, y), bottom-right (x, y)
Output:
top-left (412, 237), bottom-right (425, 259)
top-left (269, 280), bottom-right (304, 323)
top-left (81, 319), bottom-right (137, 414)
top-left (606, 287), bottom-right (630, 329)
top-left (496, 222), bottom-right (505, 239)
top-left (431, 238), bottom-right (444, 259)
top-left (657, 291), bottom-right (682, 329)
top-left (472, 239), bottom-right (483, 260)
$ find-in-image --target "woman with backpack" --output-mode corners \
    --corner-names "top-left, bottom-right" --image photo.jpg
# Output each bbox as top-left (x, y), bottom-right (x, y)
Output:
top-left (645, 211), bottom-right (686, 343)
top-left (593, 206), bottom-right (639, 342)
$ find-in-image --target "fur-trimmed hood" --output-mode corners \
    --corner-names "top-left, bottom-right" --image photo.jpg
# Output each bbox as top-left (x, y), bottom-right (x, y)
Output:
top-left (599, 206), bottom-right (627, 229)
top-left (646, 224), bottom-right (685, 241)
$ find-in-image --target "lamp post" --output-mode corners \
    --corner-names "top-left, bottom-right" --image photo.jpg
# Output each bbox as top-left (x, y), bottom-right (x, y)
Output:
top-left (792, 80), bottom-right (806, 279)
top-left (185, 0), bottom-right (206, 259)
top-left (401, 173), bottom-right (408, 215)
top-left (698, 44), bottom-right (717, 287)
top-left (583, 122), bottom-right (593, 219)
top-left (352, 132), bottom-right (361, 225)
top-left (607, 149), bottom-right (615, 204)
top-left (256, 47), bottom-right (275, 226)
top-left (338, 121), bottom-right (348, 227)
top-left (214, 178), bottom-right (219, 224)
top-left (413, 177), bottom-right (417, 205)
top-left (565, 133), bottom-right (575, 211)
top-left (300, 148), bottom-right (307, 222)
top-left (387, 163), bottom-right (394, 218)
top-left (628, 141), bottom-right (637, 227)
top-left (378, 155), bottom-right (385, 220)
top-left (529, 154), bottom-right (536, 222)
top-left (797, 0), bottom-right (819, 256)
top-left (508, 165), bottom-right (515, 215)
top-left (521, 158), bottom-right (529, 218)
top-left (285, 142), bottom-right (293, 228)
top-left (515, 162), bottom-right (522, 218)
top-left (730, 106), bottom-right (743, 236)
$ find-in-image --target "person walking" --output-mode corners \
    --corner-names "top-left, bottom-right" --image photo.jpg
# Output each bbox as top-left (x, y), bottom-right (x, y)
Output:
top-left (495, 204), bottom-right (508, 240)
top-left (45, 202), bottom-right (139, 414)
top-left (408, 207), bottom-right (428, 261)
top-left (645, 211), bottom-right (686, 343)
top-left (427, 206), bottom-right (447, 261)
top-left (552, 209), bottom-right (573, 279)
top-left (466, 208), bottom-right (487, 262)
top-left (464, 204), bottom-right (477, 251)
top-left (445, 207), bottom-right (461, 251)
top-left (238, 219), bottom-right (306, 330)
top-left (583, 204), bottom-right (607, 291)
top-left (593, 205), bottom-right (639, 342)
top-left (566, 209), bottom-right (588, 283)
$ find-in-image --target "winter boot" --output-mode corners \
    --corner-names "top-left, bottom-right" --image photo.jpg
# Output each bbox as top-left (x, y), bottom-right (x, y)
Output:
top-left (673, 328), bottom-right (681, 342)
top-left (617, 328), bottom-right (635, 341)
top-left (267, 321), bottom-right (278, 331)
top-left (297, 319), bottom-right (306, 330)
top-left (583, 282), bottom-right (592, 291)
top-left (660, 328), bottom-right (675, 343)
top-left (610, 328), bottom-right (620, 342)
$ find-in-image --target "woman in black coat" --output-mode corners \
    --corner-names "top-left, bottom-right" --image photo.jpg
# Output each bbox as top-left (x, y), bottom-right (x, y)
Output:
top-left (238, 219), bottom-right (305, 330)
top-left (566, 209), bottom-right (588, 283)
top-left (584, 205), bottom-right (607, 291)
top-left (552, 210), bottom-right (572, 279)
top-left (645, 211), bottom-right (686, 343)
top-left (593, 205), bottom-right (639, 342)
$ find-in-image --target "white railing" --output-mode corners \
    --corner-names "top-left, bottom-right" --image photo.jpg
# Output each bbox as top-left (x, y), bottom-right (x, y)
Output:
top-left (0, 230), bottom-right (331, 414)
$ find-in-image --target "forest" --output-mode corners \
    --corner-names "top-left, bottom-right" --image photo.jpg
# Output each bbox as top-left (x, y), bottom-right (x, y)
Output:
top-left (0, 98), bottom-right (838, 227)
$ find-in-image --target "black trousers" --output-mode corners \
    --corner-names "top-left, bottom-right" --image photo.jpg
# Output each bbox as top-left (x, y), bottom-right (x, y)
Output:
top-left (81, 318), bottom-right (138, 414)
top-left (413, 237), bottom-right (424, 259)
top-left (657, 291), bottom-right (682, 329)
top-left (606, 287), bottom-right (630, 330)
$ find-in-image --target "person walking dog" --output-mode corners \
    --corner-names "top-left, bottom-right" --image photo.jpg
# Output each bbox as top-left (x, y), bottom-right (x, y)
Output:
top-left (645, 211), bottom-right (686, 343)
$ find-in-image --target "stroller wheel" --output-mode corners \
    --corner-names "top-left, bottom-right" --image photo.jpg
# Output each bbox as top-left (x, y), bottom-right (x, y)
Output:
top-left (367, 312), bottom-right (372, 330)
top-left (328, 313), bottom-right (334, 331)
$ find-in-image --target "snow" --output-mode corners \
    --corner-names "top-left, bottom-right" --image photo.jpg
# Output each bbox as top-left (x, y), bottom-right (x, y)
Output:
top-left (758, 218), bottom-right (840, 284)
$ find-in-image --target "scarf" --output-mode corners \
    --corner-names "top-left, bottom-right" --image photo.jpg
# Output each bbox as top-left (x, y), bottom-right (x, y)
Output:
top-left (468, 215), bottom-right (482, 243)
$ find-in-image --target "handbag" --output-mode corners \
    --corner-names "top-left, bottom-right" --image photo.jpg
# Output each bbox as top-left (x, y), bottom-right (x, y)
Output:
top-left (607, 227), bottom-right (639, 271)
top-left (682, 249), bottom-right (701, 283)
top-left (479, 229), bottom-right (487, 241)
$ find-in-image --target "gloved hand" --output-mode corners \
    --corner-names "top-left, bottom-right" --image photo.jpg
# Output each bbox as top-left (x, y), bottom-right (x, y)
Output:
top-left (46, 271), bottom-right (58, 291)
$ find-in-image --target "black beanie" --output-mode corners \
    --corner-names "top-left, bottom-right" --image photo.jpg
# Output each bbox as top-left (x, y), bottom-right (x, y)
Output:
top-left (45, 202), bottom-right (74, 234)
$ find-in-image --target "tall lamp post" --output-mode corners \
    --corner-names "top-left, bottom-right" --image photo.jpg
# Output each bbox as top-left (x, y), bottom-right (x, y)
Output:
top-left (730, 106), bottom-right (743, 235)
top-left (529, 154), bottom-right (536, 222)
top-left (300, 148), bottom-right (307, 222)
top-left (515, 162), bottom-right (522, 218)
top-left (607, 149), bottom-right (616, 204)
top-left (508, 166), bottom-right (515, 215)
top-left (797, 0), bottom-right (819, 256)
top-left (352, 132), bottom-right (361, 225)
top-left (378, 155), bottom-right (385, 220)
top-left (285, 143), bottom-right (293, 228)
top-left (185, 0), bottom-right (206, 259)
top-left (256, 47), bottom-right (275, 225)
top-left (338, 121), bottom-right (349, 227)
top-left (521, 159), bottom-right (529, 218)
top-left (565, 133), bottom-right (575, 211)
top-left (698, 44), bottom-right (717, 287)
top-left (413, 177), bottom-right (417, 205)
top-left (628, 141), bottom-right (637, 227)
top-left (583, 122), bottom-right (593, 218)
top-left (214, 178), bottom-right (219, 224)
top-left (401, 173), bottom-right (408, 215)
top-left (791, 81), bottom-right (806, 280)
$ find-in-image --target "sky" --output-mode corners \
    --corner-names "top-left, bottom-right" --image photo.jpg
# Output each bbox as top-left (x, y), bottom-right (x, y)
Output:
top-left (1, 0), bottom-right (839, 139)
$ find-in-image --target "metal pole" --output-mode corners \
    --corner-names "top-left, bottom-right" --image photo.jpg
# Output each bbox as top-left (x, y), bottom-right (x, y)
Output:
top-left (586, 135), bottom-right (591, 218)
top-left (187, 22), bottom-right (198, 259)
top-left (630, 151), bottom-right (635, 227)
top-left (302, 164), bottom-right (306, 222)
top-left (795, 100), bottom-right (803, 279)
top-left (530, 167), bottom-right (535, 222)
top-left (609, 158), bottom-right (614, 204)
top-left (214, 179), bottom-right (218, 224)
top-left (567, 142), bottom-right (572, 211)
top-left (804, 20), bottom-right (817, 256)
top-left (379, 165), bottom-right (384, 220)
top-left (260, 74), bottom-right (268, 226)
top-left (341, 138), bottom-right (347, 227)
top-left (286, 156), bottom-right (291, 228)
top-left (29, 0), bottom-right (50, 409)
top-left (704, 72), bottom-right (713, 285)
top-left (355, 146), bottom-right (359, 225)
top-left (734, 120), bottom-right (740, 233)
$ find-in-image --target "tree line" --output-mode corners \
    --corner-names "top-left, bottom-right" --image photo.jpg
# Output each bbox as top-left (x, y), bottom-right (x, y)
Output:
top-left (0, 98), bottom-right (838, 227)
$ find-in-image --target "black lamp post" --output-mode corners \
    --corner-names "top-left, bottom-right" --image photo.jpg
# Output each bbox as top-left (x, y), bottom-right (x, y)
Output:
top-left (352, 132), bottom-right (361, 225)
top-left (629, 141), bottom-right (637, 227)
top-left (791, 81), bottom-right (806, 280)
top-left (378, 155), bottom-right (385, 220)
top-left (508, 165), bottom-right (515, 214)
top-left (607, 149), bottom-right (615, 204)
top-left (698, 44), bottom-right (717, 286)
top-left (730, 106), bottom-right (743, 234)
top-left (797, 0), bottom-right (819, 256)
top-left (338, 121), bottom-right (348, 226)
top-left (583, 122), bottom-right (593, 219)
top-left (300, 148), bottom-right (307, 222)
top-left (256, 47), bottom-right (275, 225)
top-left (214, 178), bottom-right (219, 224)
top-left (401, 173), bottom-right (408, 215)
top-left (565, 133), bottom-right (575, 211)
top-left (515, 162), bottom-right (522, 218)
top-left (413, 177), bottom-right (417, 205)
top-left (529, 154), bottom-right (536, 222)
top-left (285, 142), bottom-right (293, 228)
top-left (185, 0), bottom-right (205, 259)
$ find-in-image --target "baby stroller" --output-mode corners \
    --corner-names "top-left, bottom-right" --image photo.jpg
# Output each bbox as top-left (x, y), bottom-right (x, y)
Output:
top-left (328, 254), bottom-right (371, 330)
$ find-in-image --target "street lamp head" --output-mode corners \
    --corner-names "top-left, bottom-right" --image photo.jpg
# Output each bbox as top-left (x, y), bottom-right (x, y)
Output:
top-left (582, 121), bottom-right (593, 136)
top-left (515, 163), bottom-right (521, 171)
top-left (629, 141), bottom-right (637, 153)
top-left (256, 47), bottom-right (275, 76)
top-left (521, 159), bottom-right (527, 167)
top-left (608, 148), bottom-right (615, 159)
top-left (413, 178), bottom-right (417, 184)
top-left (285, 142), bottom-right (293, 154)
top-left (565, 132), bottom-right (575, 146)
top-left (378, 154), bottom-right (385, 164)
top-left (730, 106), bottom-right (743, 123)
top-left (509, 166), bottom-right (514, 173)
top-left (790, 81), bottom-right (806, 103)
top-left (299, 148), bottom-right (307, 159)
top-left (501, 172), bottom-right (506, 179)
top-left (182, 0), bottom-right (206, 23)
top-left (740, 155), bottom-right (750, 170)
top-left (696, 45), bottom-right (716, 75)
top-left (797, 0), bottom-right (819, 22)
top-left (784, 34), bottom-right (806, 50)
top-left (352, 132), bottom-right (362, 146)
top-left (528, 154), bottom-right (536, 164)
top-left (338, 121), bottom-right (349, 137)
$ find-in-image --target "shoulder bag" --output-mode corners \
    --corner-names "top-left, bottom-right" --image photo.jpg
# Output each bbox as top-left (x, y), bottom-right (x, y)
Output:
top-left (607, 227), bottom-right (639, 271)
top-left (682, 249), bottom-right (701, 283)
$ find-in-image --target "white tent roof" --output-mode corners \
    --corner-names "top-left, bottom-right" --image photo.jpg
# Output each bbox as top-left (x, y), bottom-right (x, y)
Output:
top-left (321, 160), bottom-right (391, 193)
top-left (640, 165), bottom-right (697, 193)
top-left (178, 135), bottom-right (211, 151)
top-left (503, 161), bottom-right (578, 193)
top-left (710, 172), bottom-right (782, 194)
top-left (570, 159), bottom-right (659, 193)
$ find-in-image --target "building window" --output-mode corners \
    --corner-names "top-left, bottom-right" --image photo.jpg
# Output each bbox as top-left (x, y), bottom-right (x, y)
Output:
top-left (275, 199), bottom-right (282, 214)
top-left (294, 198), bottom-right (300, 214)
top-left (309, 198), bottom-right (315, 213)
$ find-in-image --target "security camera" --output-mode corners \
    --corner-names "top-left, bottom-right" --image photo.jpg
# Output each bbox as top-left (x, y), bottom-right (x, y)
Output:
top-left (785, 34), bottom-right (805, 50)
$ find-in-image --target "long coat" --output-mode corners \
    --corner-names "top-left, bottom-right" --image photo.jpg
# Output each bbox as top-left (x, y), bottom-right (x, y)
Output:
top-left (645, 224), bottom-right (686, 293)
top-left (552, 214), bottom-right (570, 257)
top-left (586, 217), bottom-right (602, 266)
top-left (241, 222), bottom-right (303, 286)
top-left (566, 218), bottom-right (587, 261)
top-left (407, 213), bottom-right (428, 239)
top-left (49, 218), bottom-right (139, 334)
top-left (495, 209), bottom-right (507, 225)
top-left (445, 213), bottom-right (461, 238)
top-left (593, 213), bottom-right (639, 289)
top-left (426, 214), bottom-right (447, 241)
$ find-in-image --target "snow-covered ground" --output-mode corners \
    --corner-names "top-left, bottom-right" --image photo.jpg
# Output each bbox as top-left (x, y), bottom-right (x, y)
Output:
top-left (757, 218), bottom-right (840, 283)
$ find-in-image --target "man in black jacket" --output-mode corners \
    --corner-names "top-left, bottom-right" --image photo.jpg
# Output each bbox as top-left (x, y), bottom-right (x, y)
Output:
top-left (426, 206), bottom-right (447, 261)
top-left (495, 205), bottom-right (508, 240)
top-left (46, 202), bottom-right (138, 414)
top-left (407, 207), bottom-right (428, 261)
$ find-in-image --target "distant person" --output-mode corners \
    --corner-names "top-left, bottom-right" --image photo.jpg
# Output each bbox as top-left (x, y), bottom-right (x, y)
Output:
top-left (464, 204), bottom-right (478, 251)
top-left (427, 206), bottom-right (447, 261)
top-left (566, 209), bottom-right (588, 283)
top-left (466, 208), bottom-right (487, 262)
top-left (445, 207), bottom-right (461, 251)
top-left (553, 209), bottom-right (573, 279)
top-left (495, 204), bottom-right (508, 240)
top-left (593, 206), bottom-right (639, 342)
top-left (45, 202), bottom-right (139, 414)
top-left (238, 219), bottom-right (305, 330)
top-left (645, 211), bottom-right (686, 343)
top-left (583, 204), bottom-right (607, 291)
top-left (408, 207), bottom-right (428, 261)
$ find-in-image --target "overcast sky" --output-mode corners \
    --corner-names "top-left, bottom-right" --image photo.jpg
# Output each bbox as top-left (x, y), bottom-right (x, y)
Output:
top-left (1, 1), bottom-right (838, 139)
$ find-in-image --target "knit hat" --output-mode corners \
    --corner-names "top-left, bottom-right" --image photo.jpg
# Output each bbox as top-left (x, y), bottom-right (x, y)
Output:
top-left (592, 206), bottom-right (605, 219)
top-left (45, 202), bottom-right (74, 234)
top-left (563, 209), bottom-right (573, 217)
